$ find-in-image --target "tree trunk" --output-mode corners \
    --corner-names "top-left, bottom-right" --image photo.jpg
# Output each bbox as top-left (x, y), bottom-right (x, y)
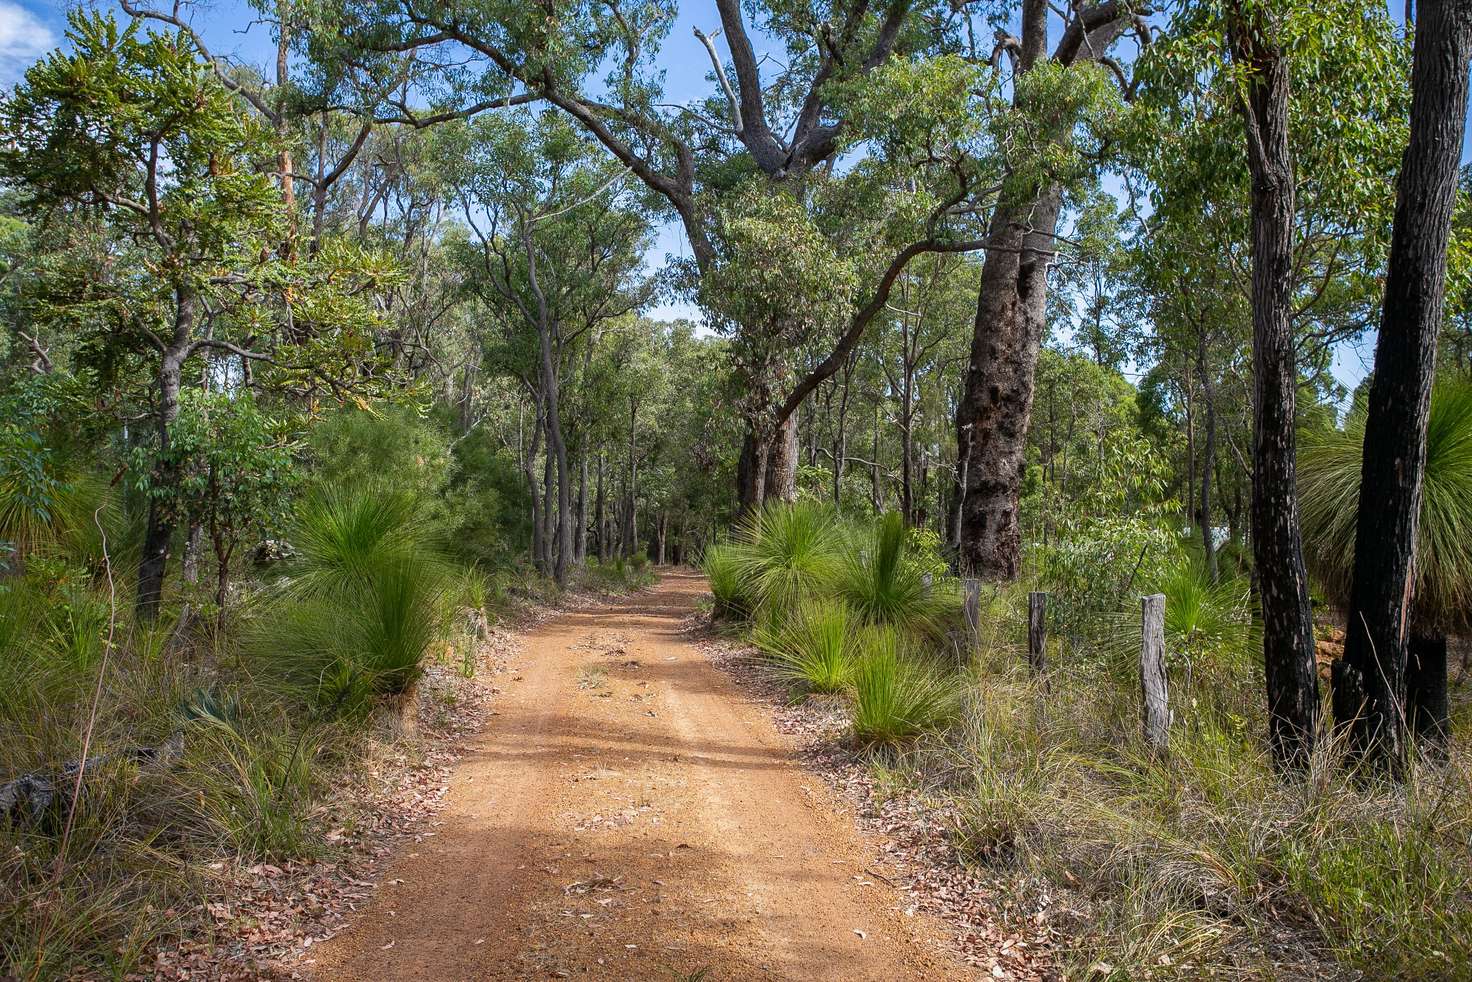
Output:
top-left (764, 413), bottom-right (799, 503)
top-left (524, 400), bottom-right (546, 575)
top-left (542, 439), bottom-right (555, 573)
top-left (137, 287), bottom-right (195, 619)
top-left (625, 397), bottom-right (638, 558)
top-left (1338, 0), bottom-right (1472, 768)
top-left (1407, 629), bottom-right (1450, 751)
top-left (595, 452), bottom-right (609, 562)
top-left (576, 454), bottom-right (589, 563)
top-left (1196, 339), bottom-right (1219, 582)
top-left (955, 190), bottom-right (1061, 579)
top-left (1230, 11), bottom-right (1319, 769)
top-left (736, 427), bottom-right (769, 515)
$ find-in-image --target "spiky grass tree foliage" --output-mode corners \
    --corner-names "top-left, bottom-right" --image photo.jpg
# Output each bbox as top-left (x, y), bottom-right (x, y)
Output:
top-left (250, 485), bottom-right (449, 716)
top-left (702, 542), bottom-right (753, 619)
top-left (727, 500), bottom-right (846, 615)
top-left (1161, 564), bottom-right (1259, 666)
top-left (1301, 380), bottom-right (1472, 744)
top-left (750, 598), bottom-right (859, 695)
top-left (1301, 381), bottom-right (1472, 634)
top-left (850, 626), bottom-right (960, 746)
top-left (835, 511), bottom-right (960, 639)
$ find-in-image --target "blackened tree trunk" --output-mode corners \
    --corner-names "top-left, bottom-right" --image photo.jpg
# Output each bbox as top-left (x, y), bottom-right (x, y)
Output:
top-left (1338, 0), bottom-right (1472, 765)
top-left (1230, 10), bottom-right (1319, 769)
top-left (956, 190), bottom-right (1061, 578)
top-left (1408, 630), bottom-right (1450, 749)
top-left (136, 287), bottom-right (195, 619)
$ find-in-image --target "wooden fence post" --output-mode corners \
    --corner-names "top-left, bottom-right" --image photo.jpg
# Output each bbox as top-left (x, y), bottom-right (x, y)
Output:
top-left (963, 578), bottom-right (982, 638)
top-left (1140, 593), bottom-right (1170, 752)
top-left (1027, 592), bottom-right (1048, 683)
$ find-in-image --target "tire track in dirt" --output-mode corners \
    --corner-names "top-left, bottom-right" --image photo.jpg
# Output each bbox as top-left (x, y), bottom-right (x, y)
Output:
top-left (305, 571), bottom-right (974, 981)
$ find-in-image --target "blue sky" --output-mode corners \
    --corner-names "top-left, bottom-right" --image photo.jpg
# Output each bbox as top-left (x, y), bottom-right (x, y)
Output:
top-left (0, 1), bottom-right (1445, 397)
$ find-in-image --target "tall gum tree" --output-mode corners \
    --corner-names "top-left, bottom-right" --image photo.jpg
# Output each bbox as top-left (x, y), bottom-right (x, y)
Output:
top-left (335, 0), bottom-right (1004, 512)
top-left (1338, 0), bottom-right (1472, 766)
top-left (955, 0), bottom-right (1149, 578)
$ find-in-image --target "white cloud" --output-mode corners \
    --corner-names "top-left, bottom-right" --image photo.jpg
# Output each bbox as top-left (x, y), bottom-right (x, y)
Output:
top-left (0, 2), bottom-right (54, 65)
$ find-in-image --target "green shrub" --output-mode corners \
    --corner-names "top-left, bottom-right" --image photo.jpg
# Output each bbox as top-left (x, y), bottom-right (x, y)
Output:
top-left (181, 703), bottom-right (322, 859)
top-left (751, 598), bottom-right (857, 695)
top-left (728, 500), bottom-right (845, 616)
top-left (703, 542), bottom-right (751, 619)
top-left (834, 510), bottom-right (960, 639)
top-left (929, 661), bottom-right (1472, 979)
top-left (850, 628), bottom-right (960, 746)
top-left (249, 484), bottom-right (448, 716)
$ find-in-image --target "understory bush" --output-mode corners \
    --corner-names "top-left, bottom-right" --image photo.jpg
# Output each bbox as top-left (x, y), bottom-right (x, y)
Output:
top-left (936, 662), bottom-right (1472, 979)
top-left (835, 510), bottom-right (961, 639)
top-left (249, 484), bottom-right (450, 717)
top-left (715, 504), bottom-right (966, 745)
top-left (751, 598), bottom-right (859, 695)
top-left (850, 628), bottom-right (960, 746)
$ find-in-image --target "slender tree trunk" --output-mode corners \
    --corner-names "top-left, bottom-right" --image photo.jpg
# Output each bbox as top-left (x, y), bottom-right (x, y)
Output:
top-left (541, 331), bottom-right (572, 586)
top-left (625, 397), bottom-right (638, 558)
top-left (1197, 340), bottom-right (1219, 582)
top-left (1230, 11), bottom-right (1319, 768)
top-left (542, 442), bottom-right (555, 573)
top-left (955, 190), bottom-right (1062, 578)
top-left (524, 399), bottom-right (546, 574)
top-left (1338, 0), bottom-right (1472, 766)
top-left (576, 454), bottom-right (589, 563)
top-left (595, 452), bottom-right (609, 562)
top-left (871, 403), bottom-right (882, 511)
top-left (137, 287), bottom-right (195, 619)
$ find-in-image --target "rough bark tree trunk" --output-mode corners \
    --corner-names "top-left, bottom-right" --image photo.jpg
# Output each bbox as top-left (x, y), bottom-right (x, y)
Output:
top-left (764, 414), bottom-right (799, 503)
top-left (955, 191), bottom-right (1061, 579)
top-left (1337, 0), bottom-right (1472, 768)
top-left (1230, 10), bottom-right (1320, 769)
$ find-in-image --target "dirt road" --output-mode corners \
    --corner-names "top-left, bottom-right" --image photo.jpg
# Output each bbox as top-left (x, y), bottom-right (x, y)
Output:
top-left (307, 570), bottom-right (972, 981)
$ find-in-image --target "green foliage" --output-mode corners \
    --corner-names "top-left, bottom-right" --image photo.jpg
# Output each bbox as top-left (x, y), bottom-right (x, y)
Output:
top-left (834, 511), bottom-right (961, 639)
top-left (183, 708), bottom-right (321, 859)
top-left (308, 404), bottom-right (452, 504)
top-left (727, 500), bottom-right (846, 615)
top-left (849, 627), bottom-right (960, 747)
top-left (751, 599), bottom-right (858, 696)
top-left (1301, 378), bottom-right (1472, 631)
top-left (938, 664), bottom-right (1472, 978)
top-left (702, 542), bottom-right (752, 620)
top-left (249, 484), bottom-right (449, 715)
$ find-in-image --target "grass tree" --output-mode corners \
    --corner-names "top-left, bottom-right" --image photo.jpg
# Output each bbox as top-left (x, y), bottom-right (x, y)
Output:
top-left (1301, 380), bottom-right (1472, 749)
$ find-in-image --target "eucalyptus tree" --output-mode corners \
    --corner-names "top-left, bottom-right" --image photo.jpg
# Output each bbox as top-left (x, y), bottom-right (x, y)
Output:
top-left (953, 0), bottom-right (1150, 580)
top-left (1135, 0), bottom-right (1406, 768)
top-left (1339, 0), bottom-right (1472, 766)
top-left (0, 13), bottom-right (392, 617)
top-left (451, 113), bottom-right (654, 583)
top-left (332, 0), bottom-right (1005, 512)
